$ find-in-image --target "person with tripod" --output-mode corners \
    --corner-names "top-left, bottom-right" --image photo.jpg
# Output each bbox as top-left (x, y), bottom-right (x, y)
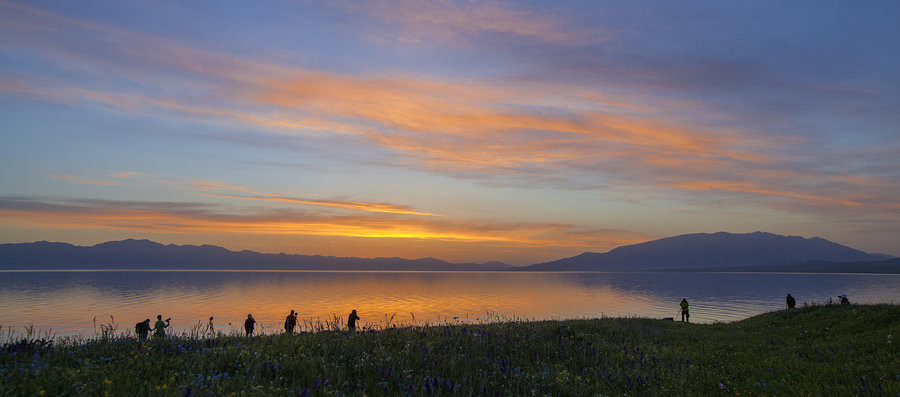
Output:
top-left (153, 314), bottom-right (170, 338)
top-left (680, 298), bottom-right (690, 323)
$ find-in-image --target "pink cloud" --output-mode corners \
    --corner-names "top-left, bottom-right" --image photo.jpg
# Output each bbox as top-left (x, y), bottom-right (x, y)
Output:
top-left (333, 0), bottom-right (605, 46)
top-left (50, 175), bottom-right (117, 186)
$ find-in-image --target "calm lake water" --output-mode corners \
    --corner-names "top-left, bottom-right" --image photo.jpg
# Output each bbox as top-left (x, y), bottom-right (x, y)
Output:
top-left (1, 271), bottom-right (898, 338)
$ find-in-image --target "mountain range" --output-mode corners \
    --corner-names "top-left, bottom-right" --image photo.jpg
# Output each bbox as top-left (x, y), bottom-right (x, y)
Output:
top-left (0, 239), bottom-right (511, 271)
top-left (0, 232), bottom-right (896, 273)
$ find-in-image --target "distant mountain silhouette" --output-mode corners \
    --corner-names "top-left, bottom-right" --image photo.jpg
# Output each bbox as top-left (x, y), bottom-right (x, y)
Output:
top-left (0, 239), bottom-right (512, 271)
top-left (522, 232), bottom-right (891, 271)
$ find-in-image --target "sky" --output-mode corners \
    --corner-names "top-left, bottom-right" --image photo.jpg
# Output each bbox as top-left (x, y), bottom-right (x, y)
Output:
top-left (1, 0), bottom-right (898, 265)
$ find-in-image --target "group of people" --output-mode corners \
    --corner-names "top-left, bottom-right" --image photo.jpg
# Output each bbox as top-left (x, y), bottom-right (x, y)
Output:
top-left (785, 293), bottom-right (849, 309)
top-left (674, 293), bottom-right (849, 324)
top-left (134, 315), bottom-right (171, 340)
top-left (137, 309), bottom-right (362, 339)
top-left (139, 294), bottom-right (853, 338)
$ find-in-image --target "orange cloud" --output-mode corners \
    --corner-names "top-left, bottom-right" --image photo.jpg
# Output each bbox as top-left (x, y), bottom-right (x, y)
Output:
top-left (111, 171), bottom-right (147, 180)
top-left (248, 71), bottom-right (772, 175)
top-left (0, 2), bottom-right (772, 178)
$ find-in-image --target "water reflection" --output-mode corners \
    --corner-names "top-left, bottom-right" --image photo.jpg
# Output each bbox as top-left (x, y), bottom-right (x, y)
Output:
top-left (0, 271), bottom-right (897, 337)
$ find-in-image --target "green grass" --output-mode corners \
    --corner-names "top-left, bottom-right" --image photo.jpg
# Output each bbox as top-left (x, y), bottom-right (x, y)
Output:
top-left (2, 304), bottom-right (898, 396)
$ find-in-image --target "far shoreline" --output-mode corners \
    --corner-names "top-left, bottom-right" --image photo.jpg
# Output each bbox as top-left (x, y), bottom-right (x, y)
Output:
top-left (2, 267), bottom-right (899, 274)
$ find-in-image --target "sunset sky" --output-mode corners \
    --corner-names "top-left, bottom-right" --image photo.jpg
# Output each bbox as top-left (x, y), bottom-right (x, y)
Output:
top-left (1, 1), bottom-right (898, 264)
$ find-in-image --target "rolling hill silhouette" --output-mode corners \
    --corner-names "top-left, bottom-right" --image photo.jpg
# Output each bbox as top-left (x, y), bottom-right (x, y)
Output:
top-left (522, 231), bottom-right (893, 272)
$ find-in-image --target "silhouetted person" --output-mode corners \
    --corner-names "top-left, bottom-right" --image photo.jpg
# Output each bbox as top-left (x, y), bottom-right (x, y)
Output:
top-left (786, 293), bottom-right (796, 309)
top-left (347, 309), bottom-right (360, 331)
top-left (680, 298), bottom-right (690, 323)
top-left (284, 310), bottom-right (297, 334)
top-left (839, 295), bottom-right (850, 306)
top-left (153, 315), bottom-right (170, 338)
top-left (244, 314), bottom-right (256, 337)
top-left (207, 316), bottom-right (215, 336)
top-left (135, 319), bottom-right (151, 340)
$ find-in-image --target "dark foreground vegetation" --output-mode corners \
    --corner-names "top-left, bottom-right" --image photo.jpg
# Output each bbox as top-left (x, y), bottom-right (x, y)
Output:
top-left (2, 304), bottom-right (898, 395)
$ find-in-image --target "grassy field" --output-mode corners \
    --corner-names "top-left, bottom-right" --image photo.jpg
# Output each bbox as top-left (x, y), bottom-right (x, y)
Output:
top-left (2, 304), bottom-right (898, 396)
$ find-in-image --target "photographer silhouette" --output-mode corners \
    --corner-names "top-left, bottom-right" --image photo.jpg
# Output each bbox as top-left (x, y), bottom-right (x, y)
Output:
top-left (154, 314), bottom-right (170, 338)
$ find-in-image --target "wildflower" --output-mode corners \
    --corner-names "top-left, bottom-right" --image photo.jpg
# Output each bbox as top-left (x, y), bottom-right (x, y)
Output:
top-left (719, 383), bottom-right (726, 390)
top-left (104, 379), bottom-right (112, 385)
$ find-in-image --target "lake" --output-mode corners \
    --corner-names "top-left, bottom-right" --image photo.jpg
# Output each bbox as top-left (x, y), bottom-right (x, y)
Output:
top-left (1, 270), bottom-right (898, 338)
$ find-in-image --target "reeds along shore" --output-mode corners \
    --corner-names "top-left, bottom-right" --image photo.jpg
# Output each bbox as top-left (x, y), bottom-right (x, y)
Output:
top-left (2, 304), bottom-right (898, 395)
top-left (6, 311), bottom-right (531, 342)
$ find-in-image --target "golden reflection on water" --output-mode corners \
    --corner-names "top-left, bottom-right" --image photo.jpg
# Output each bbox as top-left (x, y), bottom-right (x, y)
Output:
top-left (0, 271), bottom-right (650, 336)
top-left (0, 271), bottom-right (897, 337)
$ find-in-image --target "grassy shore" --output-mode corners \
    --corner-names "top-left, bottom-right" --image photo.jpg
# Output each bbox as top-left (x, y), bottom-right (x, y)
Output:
top-left (2, 304), bottom-right (898, 396)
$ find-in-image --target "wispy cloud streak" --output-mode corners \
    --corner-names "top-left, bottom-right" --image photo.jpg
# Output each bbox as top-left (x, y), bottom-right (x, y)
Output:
top-left (46, 173), bottom-right (441, 217)
top-left (0, 196), bottom-right (652, 249)
top-left (200, 193), bottom-right (441, 216)
top-left (332, 0), bottom-right (604, 46)
top-left (50, 175), bottom-right (117, 186)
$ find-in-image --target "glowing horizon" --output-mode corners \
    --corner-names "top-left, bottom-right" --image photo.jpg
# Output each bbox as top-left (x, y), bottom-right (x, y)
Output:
top-left (1, 1), bottom-right (899, 264)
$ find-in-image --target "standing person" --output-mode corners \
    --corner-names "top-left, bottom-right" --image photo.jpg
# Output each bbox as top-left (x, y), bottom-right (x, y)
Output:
top-left (135, 319), bottom-right (151, 340)
top-left (347, 309), bottom-right (360, 331)
top-left (284, 310), bottom-right (297, 334)
top-left (244, 314), bottom-right (256, 337)
top-left (207, 316), bottom-right (215, 337)
top-left (153, 315), bottom-right (170, 338)
top-left (786, 293), bottom-right (796, 309)
top-left (680, 299), bottom-right (690, 323)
